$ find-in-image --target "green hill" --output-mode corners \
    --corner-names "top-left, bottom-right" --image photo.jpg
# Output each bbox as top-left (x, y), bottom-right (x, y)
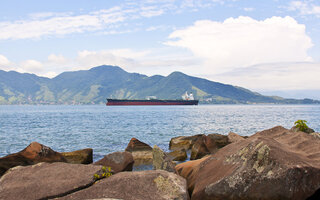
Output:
top-left (0, 65), bottom-right (318, 104)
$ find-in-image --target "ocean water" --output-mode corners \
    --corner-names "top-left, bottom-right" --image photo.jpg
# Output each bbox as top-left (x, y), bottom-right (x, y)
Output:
top-left (0, 105), bottom-right (319, 161)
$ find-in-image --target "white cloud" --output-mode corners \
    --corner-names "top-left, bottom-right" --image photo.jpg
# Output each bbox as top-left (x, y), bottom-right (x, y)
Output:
top-left (166, 16), bottom-right (313, 74)
top-left (210, 62), bottom-right (320, 90)
top-left (0, 54), bottom-right (11, 67)
top-left (288, 1), bottom-right (320, 17)
top-left (19, 60), bottom-right (43, 73)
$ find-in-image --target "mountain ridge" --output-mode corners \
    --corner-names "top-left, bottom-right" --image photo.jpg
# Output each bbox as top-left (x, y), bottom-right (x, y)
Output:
top-left (0, 65), bottom-right (319, 105)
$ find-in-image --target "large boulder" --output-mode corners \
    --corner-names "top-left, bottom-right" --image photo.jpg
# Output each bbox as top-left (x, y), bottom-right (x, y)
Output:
top-left (152, 145), bottom-right (176, 173)
top-left (207, 133), bottom-right (230, 149)
top-left (175, 156), bottom-right (209, 194)
top-left (0, 162), bottom-right (102, 200)
top-left (125, 138), bottom-right (153, 166)
top-left (190, 136), bottom-right (211, 160)
top-left (169, 134), bottom-right (204, 151)
top-left (168, 148), bottom-right (188, 161)
top-left (0, 142), bottom-right (66, 176)
top-left (179, 126), bottom-right (320, 200)
top-left (61, 148), bottom-right (93, 164)
top-left (94, 151), bottom-right (134, 173)
top-left (58, 170), bottom-right (190, 200)
top-left (190, 134), bottom-right (230, 160)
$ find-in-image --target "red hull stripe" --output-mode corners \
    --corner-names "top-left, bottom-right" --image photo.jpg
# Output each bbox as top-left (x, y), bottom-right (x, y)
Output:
top-left (106, 100), bottom-right (198, 106)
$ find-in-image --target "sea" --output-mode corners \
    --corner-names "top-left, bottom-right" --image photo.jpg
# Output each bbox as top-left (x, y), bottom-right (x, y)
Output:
top-left (0, 105), bottom-right (319, 161)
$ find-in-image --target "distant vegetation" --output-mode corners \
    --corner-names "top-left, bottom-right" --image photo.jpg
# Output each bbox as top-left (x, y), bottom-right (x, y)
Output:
top-left (0, 65), bottom-right (319, 105)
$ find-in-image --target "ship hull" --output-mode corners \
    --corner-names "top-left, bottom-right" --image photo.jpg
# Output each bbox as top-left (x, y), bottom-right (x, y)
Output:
top-left (106, 99), bottom-right (199, 106)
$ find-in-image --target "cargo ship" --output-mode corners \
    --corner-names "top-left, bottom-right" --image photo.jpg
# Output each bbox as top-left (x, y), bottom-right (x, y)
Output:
top-left (106, 92), bottom-right (199, 106)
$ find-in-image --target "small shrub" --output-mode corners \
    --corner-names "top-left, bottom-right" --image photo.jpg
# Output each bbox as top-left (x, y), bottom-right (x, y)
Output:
top-left (93, 166), bottom-right (112, 181)
top-left (294, 120), bottom-right (309, 132)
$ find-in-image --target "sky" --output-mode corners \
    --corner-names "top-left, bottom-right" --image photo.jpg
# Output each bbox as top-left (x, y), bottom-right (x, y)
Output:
top-left (0, 0), bottom-right (320, 99)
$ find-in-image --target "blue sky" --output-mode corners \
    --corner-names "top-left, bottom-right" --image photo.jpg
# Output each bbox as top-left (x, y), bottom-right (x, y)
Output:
top-left (0, 0), bottom-right (320, 99)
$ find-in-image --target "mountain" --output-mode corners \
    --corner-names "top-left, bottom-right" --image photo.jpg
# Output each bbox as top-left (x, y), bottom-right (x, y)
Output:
top-left (0, 65), bottom-right (319, 105)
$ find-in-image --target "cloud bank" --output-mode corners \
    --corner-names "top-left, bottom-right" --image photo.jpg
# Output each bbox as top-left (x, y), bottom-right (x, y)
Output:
top-left (166, 16), bottom-right (313, 73)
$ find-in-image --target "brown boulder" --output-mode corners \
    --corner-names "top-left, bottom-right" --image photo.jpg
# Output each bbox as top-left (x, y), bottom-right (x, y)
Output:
top-left (207, 133), bottom-right (230, 148)
top-left (0, 142), bottom-right (66, 176)
top-left (152, 145), bottom-right (176, 173)
top-left (94, 151), bottom-right (134, 173)
top-left (169, 134), bottom-right (204, 151)
top-left (168, 148), bottom-right (188, 161)
top-left (61, 148), bottom-right (93, 164)
top-left (188, 126), bottom-right (320, 200)
top-left (0, 162), bottom-right (102, 200)
top-left (125, 138), bottom-right (153, 166)
top-left (58, 170), bottom-right (190, 200)
top-left (125, 138), bottom-right (152, 152)
top-left (190, 136), bottom-right (211, 160)
top-left (228, 131), bottom-right (245, 143)
top-left (175, 156), bottom-right (209, 194)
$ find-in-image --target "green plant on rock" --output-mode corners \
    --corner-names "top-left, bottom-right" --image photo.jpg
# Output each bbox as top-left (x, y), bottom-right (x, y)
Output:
top-left (93, 166), bottom-right (112, 181)
top-left (294, 120), bottom-right (309, 132)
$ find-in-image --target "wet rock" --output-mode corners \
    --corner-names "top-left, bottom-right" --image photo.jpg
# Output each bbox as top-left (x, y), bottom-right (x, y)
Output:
top-left (61, 148), bottom-right (93, 164)
top-left (290, 125), bottom-right (315, 134)
top-left (94, 151), bottom-right (134, 173)
top-left (168, 148), bottom-right (187, 161)
top-left (169, 134), bottom-right (204, 151)
top-left (153, 145), bottom-right (176, 173)
top-left (57, 170), bottom-right (190, 200)
top-left (187, 126), bottom-right (320, 200)
top-left (125, 138), bottom-right (152, 152)
top-left (0, 142), bottom-right (66, 176)
top-left (228, 131), bottom-right (245, 143)
top-left (0, 162), bottom-right (102, 200)
top-left (125, 138), bottom-right (153, 166)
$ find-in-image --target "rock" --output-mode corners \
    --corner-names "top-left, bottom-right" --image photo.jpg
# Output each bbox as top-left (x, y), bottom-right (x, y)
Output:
top-left (94, 151), bottom-right (134, 173)
top-left (61, 148), bottom-right (93, 164)
top-left (207, 133), bottom-right (230, 149)
top-left (190, 134), bottom-right (231, 160)
top-left (290, 125), bottom-right (315, 134)
top-left (190, 136), bottom-right (211, 160)
top-left (0, 162), bottom-right (102, 200)
top-left (310, 132), bottom-right (320, 139)
top-left (175, 156), bottom-right (209, 194)
top-left (169, 134), bottom-right (204, 151)
top-left (57, 170), bottom-right (190, 200)
top-left (228, 131), bottom-right (245, 143)
top-left (153, 145), bottom-right (176, 173)
top-left (125, 138), bottom-right (152, 152)
top-left (186, 126), bottom-right (320, 200)
top-left (125, 138), bottom-right (153, 166)
top-left (168, 149), bottom-right (188, 161)
top-left (0, 142), bottom-right (66, 176)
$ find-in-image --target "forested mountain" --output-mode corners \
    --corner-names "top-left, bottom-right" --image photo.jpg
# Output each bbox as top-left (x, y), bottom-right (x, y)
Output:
top-left (0, 65), bottom-right (318, 104)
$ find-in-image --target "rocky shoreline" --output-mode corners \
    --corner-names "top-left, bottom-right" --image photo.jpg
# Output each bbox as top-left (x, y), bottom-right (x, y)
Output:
top-left (0, 125), bottom-right (320, 200)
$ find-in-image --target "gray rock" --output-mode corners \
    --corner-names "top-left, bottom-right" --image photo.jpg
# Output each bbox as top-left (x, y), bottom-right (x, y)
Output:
top-left (58, 170), bottom-right (190, 200)
top-left (153, 145), bottom-right (176, 173)
top-left (0, 162), bottom-right (102, 200)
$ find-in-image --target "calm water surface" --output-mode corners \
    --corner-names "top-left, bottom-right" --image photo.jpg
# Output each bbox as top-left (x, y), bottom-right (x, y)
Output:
top-left (0, 105), bottom-right (319, 161)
